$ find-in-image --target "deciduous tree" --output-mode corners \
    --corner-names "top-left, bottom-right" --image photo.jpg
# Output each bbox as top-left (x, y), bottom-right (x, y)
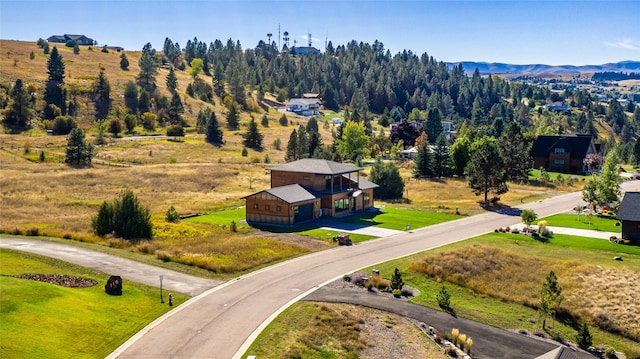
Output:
top-left (336, 120), bottom-right (369, 161)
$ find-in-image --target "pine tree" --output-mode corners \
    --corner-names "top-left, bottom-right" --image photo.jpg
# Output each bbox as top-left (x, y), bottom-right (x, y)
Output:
top-left (285, 129), bottom-right (298, 162)
top-left (168, 92), bottom-right (184, 125)
top-left (413, 140), bottom-right (434, 178)
top-left (92, 190), bottom-right (152, 240)
top-left (123, 81), bottom-right (138, 114)
top-left (3, 79), bottom-right (34, 130)
top-left (226, 102), bottom-right (239, 130)
top-left (120, 53), bottom-right (129, 70)
top-left (92, 69), bottom-right (111, 120)
top-left (576, 323), bottom-right (592, 350)
top-left (65, 128), bottom-right (94, 167)
top-left (390, 268), bottom-right (404, 290)
top-left (205, 111), bottom-right (223, 145)
top-left (424, 108), bottom-right (443, 143)
top-left (137, 46), bottom-right (158, 89)
top-left (243, 116), bottom-right (263, 150)
top-left (466, 136), bottom-right (508, 203)
top-left (296, 125), bottom-right (309, 159)
top-left (370, 157), bottom-right (404, 199)
top-left (432, 133), bottom-right (451, 177)
top-left (166, 66), bottom-right (178, 92)
top-left (261, 113), bottom-right (269, 127)
top-left (44, 46), bottom-right (66, 118)
top-left (498, 122), bottom-right (533, 181)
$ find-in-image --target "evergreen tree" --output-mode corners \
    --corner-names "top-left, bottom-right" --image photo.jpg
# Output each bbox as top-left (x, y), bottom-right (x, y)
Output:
top-left (120, 53), bottom-right (129, 70)
top-left (205, 111), bottom-right (223, 145)
top-left (432, 132), bottom-right (451, 177)
top-left (498, 122), bottom-right (533, 181)
top-left (168, 92), bottom-right (184, 125)
top-left (633, 139), bottom-right (640, 166)
top-left (226, 102), bottom-right (240, 130)
top-left (390, 268), bottom-right (404, 290)
top-left (370, 157), bottom-right (404, 199)
top-left (243, 116), bottom-right (263, 150)
top-left (166, 66), bottom-right (178, 92)
top-left (92, 69), bottom-right (111, 120)
top-left (285, 129), bottom-right (298, 162)
top-left (123, 81), bottom-right (138, 114)
top-left (576, 323), bottom-right (593, 350)
top-left (296, 125), bottom-right (309, 159)
top-left (466, 137), bottom-right (508, 203)
top-left (3, 79), bottom-right (34, 130)
top-left (45, 46), bottom-right (66, 118)
top-left (109, 118), bottom-right (122, 137)
top-left (92, 190), bottom-right (152, 240)
top-left (137, 46), bottom-right (158, 89)
top-left (413, 140), bottom-right (434, 178)
top-left (424, 108), bottom-right (443, 143)
top-left (261, 113), bottom-right (269, 127)
top-left (73, 43), bottom-right (80, 55)
top-left (65, 128), bottom-right (94, 167)
top-left (279, 113), bottom-right (288, 126)
top-left (138, 88), bottom-right (151, 113)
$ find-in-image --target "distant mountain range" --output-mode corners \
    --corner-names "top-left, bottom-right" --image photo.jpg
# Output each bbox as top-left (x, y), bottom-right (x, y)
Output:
top-left (446, 60), bottom-right (640, 75)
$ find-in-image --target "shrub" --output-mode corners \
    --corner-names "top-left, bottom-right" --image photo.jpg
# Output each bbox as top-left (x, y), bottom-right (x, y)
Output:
top-left (342, 274), bottom-right (351, 282)
top-left (365, 281), bottom-right (374, 291)
top-left (576, 323), bottom-right (593, 350)
top-left (451, 328), bottom-right (459, 346)
top-left (392, 289), bottom-right (402, 298)
top-left (437, 286), bottom-right (451, 310)
top-left (156, 250), bottom-right (172, 262)
top-left (401, 288), bottom-right (413, 297)
top-left (52, 115), bottom-right (78, 135)
top-left (92, 190), bottom-right (152, 240)
top-left (390, 267), bottom-right (404, 290)
top-left (458, 334), bottom-right (467, 349)
top-left (444, 347), bottom-right (458, 357)
top-left (166, 124), bottom-right (184, 137)
top-left (26, 227), bottom-right (39, 236)
top-left (241, 147), bottom-right (248, 157)
top-left (604, 347), bottom-right (617, 359)
top-left (230, 221), bottom-right (237, 232)
top-left (465, 337), bottom-right (473, 354)
top-left (165, 206), bottom-right (180, 223)
top-left (137, 241), bottom-right (156, 254)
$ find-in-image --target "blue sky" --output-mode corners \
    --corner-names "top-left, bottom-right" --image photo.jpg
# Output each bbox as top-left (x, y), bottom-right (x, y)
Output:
top-left (1, 0), bottom-right (638, 66)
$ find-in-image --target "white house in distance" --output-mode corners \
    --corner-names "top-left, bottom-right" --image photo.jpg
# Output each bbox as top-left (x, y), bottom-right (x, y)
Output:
top-left (285, 98), bottom-right (321, 116)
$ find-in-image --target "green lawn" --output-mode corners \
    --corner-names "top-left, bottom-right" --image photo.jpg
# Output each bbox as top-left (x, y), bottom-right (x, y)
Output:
top-left (0, 249), bottom-right (187, 359)
top-left (528, 169), bottom-right (589, 181)
top-left (184, 207), bottom-right (249, 228)
top-left (337, 207), bottom-right (462, 231)
top-left (541, 213), bottom-right (621, 233)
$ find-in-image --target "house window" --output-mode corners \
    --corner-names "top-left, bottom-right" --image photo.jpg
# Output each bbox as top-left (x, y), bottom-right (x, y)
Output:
top-left (554, 148), bottom-right (565, 155)
top-left (335, 198), bottom-right (349, 212)
top-left (253, 203), bottom-right (258, 209)
top-left (264, 204), bottom-right (270, 211)
top-left (294, 206), bottom-right (299, 213)
top-left (303, 176), bottom-right (310, 181)
top-left (364, 193), bottom-right (370, 206)
top-left (554, 159), bottom-right (565, 168)
top-left (276, 206), bottom-right (282, 212)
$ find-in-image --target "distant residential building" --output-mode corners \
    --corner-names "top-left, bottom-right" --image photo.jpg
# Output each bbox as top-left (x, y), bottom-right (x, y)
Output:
top-left (292, 46), bottom-right (320, 55)
top-left (285, 98), bottom-right (321, 116)
top-left (47, 34), bottom-right (95, 46)
top-left (531, 134), bottom-right (599, 173)
top-left (542, 101), bottom-right (570, 112)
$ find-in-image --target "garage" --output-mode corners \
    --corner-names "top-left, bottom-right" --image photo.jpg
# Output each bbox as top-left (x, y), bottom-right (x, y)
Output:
top-left (294, 203), bottom-right (314, 223)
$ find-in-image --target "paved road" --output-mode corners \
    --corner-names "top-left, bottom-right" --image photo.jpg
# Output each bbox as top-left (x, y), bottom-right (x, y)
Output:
top-left (0, 238), bottom-right (221, 297)
top-left (106, 181), bottom-right (639, 359)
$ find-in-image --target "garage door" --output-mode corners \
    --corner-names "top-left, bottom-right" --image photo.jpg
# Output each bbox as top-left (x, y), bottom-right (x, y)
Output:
top-left (294, 203), bottom-right (314, 223)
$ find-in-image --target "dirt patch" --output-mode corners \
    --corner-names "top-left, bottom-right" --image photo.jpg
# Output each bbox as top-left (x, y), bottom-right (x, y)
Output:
top-left (16, 274), bottom-right (98, 288)
top-left (255, 230), bottom-right (334, 251)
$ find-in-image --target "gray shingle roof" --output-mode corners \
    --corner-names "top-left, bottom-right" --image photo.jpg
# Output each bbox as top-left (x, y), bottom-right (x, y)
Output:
top-left (243, 184), bottom-right (318, 204)
top-left (617, 192), bottom-right (640, 221)
top-left (268, 159), bottom-right (363, 175)
top-left (342, 174), bottom-right (379, 190)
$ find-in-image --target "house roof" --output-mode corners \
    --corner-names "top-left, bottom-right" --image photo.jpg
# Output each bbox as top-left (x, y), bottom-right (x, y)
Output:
top-left (531, 134), bottom-right (594, 158)
top-left (268, 159), bottom-right (363, 175)
top-left (341, 174), bottom-right (379, 190)
top-left (242, 184), bottom-right (318, 204)
top-left (617, 192), bottom-right (640, 221)
top-left (286, 98), bottom-right (320, 106)
top-left (534, 346), bottom-right (581, 359)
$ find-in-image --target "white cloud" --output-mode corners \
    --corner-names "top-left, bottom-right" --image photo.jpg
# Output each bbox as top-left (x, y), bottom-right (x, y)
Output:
top-left (605, 39), bottom-right (640, 50)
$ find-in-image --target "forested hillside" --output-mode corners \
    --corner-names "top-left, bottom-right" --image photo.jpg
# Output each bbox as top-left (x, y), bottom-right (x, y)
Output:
top-left (1, 38), bottom-right (639, 164)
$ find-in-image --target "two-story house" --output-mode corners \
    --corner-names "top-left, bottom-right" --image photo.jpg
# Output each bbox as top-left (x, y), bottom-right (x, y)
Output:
top-left (243, 159), bottom-right (378, 225)
top-left (285, 98), bottom-right (321, 116)
top-left (531, 134), bottom-right (599, 173)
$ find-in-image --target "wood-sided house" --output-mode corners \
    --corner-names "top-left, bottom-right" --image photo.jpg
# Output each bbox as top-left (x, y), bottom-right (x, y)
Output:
top-left (531, 134), bottom-right (599, 173)
top-left (243, 159), bottom-right (378, 225)
top-left (617, 192), bottom-right (640, 244)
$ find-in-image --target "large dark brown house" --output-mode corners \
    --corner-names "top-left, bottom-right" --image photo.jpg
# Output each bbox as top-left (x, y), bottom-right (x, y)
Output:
top-left (617, 192), bottom-right (640, 244)
top-left (243, 159), bottom-right (378, 225)
top-left (531, 134), bottom-right (599, 173)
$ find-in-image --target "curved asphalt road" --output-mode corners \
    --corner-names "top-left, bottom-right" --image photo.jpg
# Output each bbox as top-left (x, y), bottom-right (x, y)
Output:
top-left (2, 181), bottom-right (638, 358)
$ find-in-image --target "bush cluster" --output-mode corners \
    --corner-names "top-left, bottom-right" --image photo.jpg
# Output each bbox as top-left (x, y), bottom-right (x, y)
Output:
top-left (92, 190), bottom-right (152, 240)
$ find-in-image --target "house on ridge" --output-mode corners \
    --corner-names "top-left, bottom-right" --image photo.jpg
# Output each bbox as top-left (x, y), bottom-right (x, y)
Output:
top-left (47, 34), bottom-right (95, 46)
top-left (285, 98), bottom-right (321, 116)
top-left (616, 192), bottom-right (640, 245)
top-left (242, 159), bottom-right (378, 225)
top-left (531, 134), bottom-right (599, 173)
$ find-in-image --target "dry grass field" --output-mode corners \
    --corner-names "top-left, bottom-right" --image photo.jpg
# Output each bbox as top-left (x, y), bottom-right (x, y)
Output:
top-left (410, 245), bottom-right (640, 343)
